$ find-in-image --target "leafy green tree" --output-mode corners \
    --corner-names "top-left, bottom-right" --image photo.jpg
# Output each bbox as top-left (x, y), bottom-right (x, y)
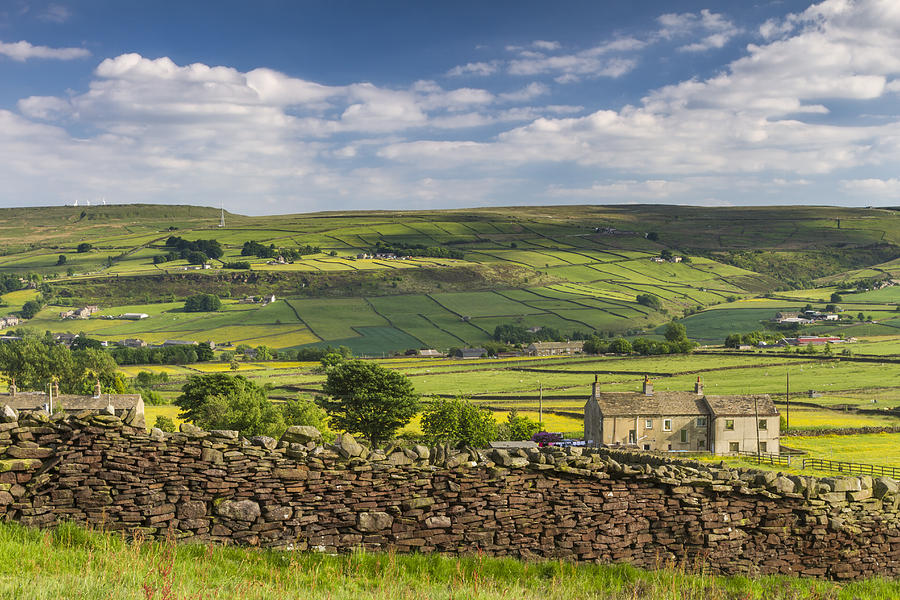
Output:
top-left (56, 255), bottom-right (67, 265)
top-left (0, 339), bottom-right (119, 394)
top-left (154, 415), bottom-right (177, 432)
top-left (830, 292), bottom-right (843, 303)
top-left (76, 243), bottom-right (93, 253)
top-left (608, 338), bottom-right (633, 354)
top-left (195, 342), bottom-right (214, 362)
top-left (724, 333), bottom-right (742, 348)
top-left (497, 409), bottom-right (540, 441)
top-left (255, 345), bottom-right (273, 361)
top-left (635, 294), bottom-right (662, 310)
top-left (184, 294), bottom-right (221, 312)
top-left (281, 397), bottom-right (329, 432)
top-left (320, 360), bottom-right (419, 445)
top-left (664, 322), bottom-right (688, 343)
top-left (186, 251), bottom-right (208, 265)
top-left (20, 299), bottom-right (42, 319)
top-left (421, 397), bottom-right (497, 447)
top-left (175, 373), bottom-right (284, 437)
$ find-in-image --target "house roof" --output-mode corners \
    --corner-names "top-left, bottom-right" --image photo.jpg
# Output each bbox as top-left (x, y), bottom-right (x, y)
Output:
top-left (587, 391), bottom-right (778, 418)
top-left (528, 341), bottom-right (584, 350)
top-left (704, 394), bottom-right (778, 417)
top-left (588, 391), bottom-right (708, 416)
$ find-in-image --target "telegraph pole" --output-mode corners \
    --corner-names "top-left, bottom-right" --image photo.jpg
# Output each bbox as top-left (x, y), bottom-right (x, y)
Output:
top-left (538, 381), bottom-right (543, 429)
top-left (786, 371), bottom-right (790, 430)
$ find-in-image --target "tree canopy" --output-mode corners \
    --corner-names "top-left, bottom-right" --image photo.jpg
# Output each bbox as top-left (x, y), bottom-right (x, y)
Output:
top-left (421, 397), bottom-right (496, 447)
top-left (0, 339), bottom-right (122, 394)
top-left (320, 360), bottom-right (419, 445)
top-left (184, 294), bottom-right (221, 312)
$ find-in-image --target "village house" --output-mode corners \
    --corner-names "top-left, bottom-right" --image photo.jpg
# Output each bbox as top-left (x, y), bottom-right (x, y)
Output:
top-left (0, 316), bottom-right (19, 328)
top-left (3, 380), bottom-right (145, 428)
top-left (416, 349), bottom-right (445, 358)
top-left (526, 340), bottom-right (585, 356)
top-left (584, 376), bottom-right (780, 454)
top-left (117, 338), bottom-right (147, 348)
top-left (459, 347), bottom-right (486, 359)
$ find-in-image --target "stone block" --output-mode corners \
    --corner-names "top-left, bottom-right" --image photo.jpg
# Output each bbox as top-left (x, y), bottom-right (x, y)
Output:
top-left (280, 426), bottom-right (321, 445)
top-left (178, 501), bottom-right (207, 520)
top-left (216, 499), bottom-right (261, 522)
top-left (357, 511), bottom-right (394, 532)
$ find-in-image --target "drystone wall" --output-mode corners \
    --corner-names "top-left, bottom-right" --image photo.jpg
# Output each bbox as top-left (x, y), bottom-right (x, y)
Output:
top-left (3, 407), bottom-right (900, 581)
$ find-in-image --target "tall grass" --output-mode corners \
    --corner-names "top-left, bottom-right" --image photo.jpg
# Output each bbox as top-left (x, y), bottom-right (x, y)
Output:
top-left (0, 521), bottom-right (897, 599)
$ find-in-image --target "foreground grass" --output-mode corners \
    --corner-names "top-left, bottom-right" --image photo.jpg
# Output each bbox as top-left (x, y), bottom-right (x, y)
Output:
top-left (0, 522), bottom-right (897, 599)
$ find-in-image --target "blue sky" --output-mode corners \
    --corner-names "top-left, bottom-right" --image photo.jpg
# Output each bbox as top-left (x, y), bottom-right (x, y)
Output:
top-left (2, 0), bottom-right (900, 215)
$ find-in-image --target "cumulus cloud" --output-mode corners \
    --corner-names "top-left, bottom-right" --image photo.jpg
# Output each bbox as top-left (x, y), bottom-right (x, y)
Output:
top-left (657, 9), bottom-right (740, 52)
top-left (840, 178), bottom-right (900, 197)
top-left (0, 39), bottom-right (90, 61)
top-left (446, 60), bottom-right (500, 77)
top-left (507, 38), bottom-right (644, 82)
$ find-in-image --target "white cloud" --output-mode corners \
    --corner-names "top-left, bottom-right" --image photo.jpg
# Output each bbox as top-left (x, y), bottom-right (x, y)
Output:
top-left (0, 39), bottom-right (90, 61)
top-left (446, 61), bottom-right (500, 77)
top-left (657, 9), bottom-right (740, 52)
top-left (507, 38), bottom-right (643, 82)
top-left (840, 178), bottom-right (900, 197)
top-left (499, 82), bottom-right (548, 102)
top-left (548, 179), bottom-right (692, 200)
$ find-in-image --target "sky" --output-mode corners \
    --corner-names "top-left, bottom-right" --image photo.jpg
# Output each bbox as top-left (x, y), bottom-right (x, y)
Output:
top-left (2, 0), bottom-right (900, 215)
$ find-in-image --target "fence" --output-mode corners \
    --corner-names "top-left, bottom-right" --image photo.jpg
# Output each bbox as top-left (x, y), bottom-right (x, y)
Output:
top-left (730, 450), bottom-right (795, 466)
top-left (802, 458), bottom-right (900, 478)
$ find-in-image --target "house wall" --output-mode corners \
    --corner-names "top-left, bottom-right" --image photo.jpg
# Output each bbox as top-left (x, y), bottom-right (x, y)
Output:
top-left (711, 416), bottom-right (780, 454)
top-left (597, 414), bottom-right (709, 452)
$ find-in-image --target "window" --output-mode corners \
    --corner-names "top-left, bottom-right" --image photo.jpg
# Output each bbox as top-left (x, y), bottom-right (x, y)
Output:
top-left (729, 442), bottom-right (740, 452)
top-left (628, 430), bottom-right (636, 444)
top-left (758, 419), bottom-right (768, 430)
top-left (663, 419), bottom-right (672, 431)
top-left (679, 430), bottom-right (688, 443)
top-left (643, 444), bottom-right (651, 451)
top-left (725, 419), bottom-right (735, 430)
top-left (645, 419), bottom-right (653, 429)
top-left (697, 439), bottom-right (705, 450)
top-left (759, 441), bottom-right (767, 453)
top-left (696, 417), bottom-right (706, 427)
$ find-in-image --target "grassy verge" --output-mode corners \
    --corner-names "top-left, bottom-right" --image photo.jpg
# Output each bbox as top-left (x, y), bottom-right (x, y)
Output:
top-left (0, 521), bottom-right (897, 599)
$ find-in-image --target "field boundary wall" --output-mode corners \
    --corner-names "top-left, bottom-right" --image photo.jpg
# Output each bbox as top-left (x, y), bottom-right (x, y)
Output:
top-left (3, 410), bottom-right (900, 581)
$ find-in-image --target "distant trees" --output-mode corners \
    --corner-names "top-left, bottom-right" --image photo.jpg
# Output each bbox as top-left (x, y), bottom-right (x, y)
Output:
top-left (0, 339), bottom-right (123, 394)
top-left (223, 261), bottom-right (251, 269)
top-left (320, 360), bottom-right (419, 445)
top-left (636, 294), bottom-right (663, 310)
top-left (184, 294), bottom-right (221, 312)
top-left (725, 330), bottom-right (770, 348)
top-left (492, 324), bottom-right (563, 345)
top-left (76, 243), bottom-right (92, 253)
top-left (830, 292), bottom-right (843, 303)
top-left (370, 240), bottom-right (463, 260)
top-left (20, 299), bottom-right (43, 319)
top-left (56, 255), bottom-right (67, 266)
top-left (241, 241), bottom-right (320, 261)
top-left (175, 374), bottom-right (283, 437)
top-left (165, 236), bottom-right (223, 260)
top-left (109, 344), bottom-right (199, 365)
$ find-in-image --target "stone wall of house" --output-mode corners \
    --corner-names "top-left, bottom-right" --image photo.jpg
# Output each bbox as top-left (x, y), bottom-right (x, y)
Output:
top-left (3, 409), bottom-right (900, 581)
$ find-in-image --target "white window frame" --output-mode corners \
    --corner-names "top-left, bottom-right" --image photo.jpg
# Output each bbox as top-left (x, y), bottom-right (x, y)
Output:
top-left (645, 419), bottom-right (653, 429)
top-left (662, 419), bottom-right (672, 432)
top-left (725, 419), bottom-right (735, 430)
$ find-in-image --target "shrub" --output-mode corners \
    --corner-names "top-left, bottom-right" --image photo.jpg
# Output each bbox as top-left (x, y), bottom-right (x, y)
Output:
top-left (154, 415), bottom-right (176, 432)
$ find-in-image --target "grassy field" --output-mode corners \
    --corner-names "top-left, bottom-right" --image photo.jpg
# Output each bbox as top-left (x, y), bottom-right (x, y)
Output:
top-left (0, 521), bottom-right (895, 600)
top-left (5, 204), bottom-right (895, 354)
top-left (787, 433), bottom-right (900, 466)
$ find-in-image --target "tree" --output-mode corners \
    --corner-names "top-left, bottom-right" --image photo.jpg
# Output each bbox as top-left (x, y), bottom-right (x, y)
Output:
top-left (56, 255), bottom-right (67, 266)
top-left (186, 251), bottom-right (208, 265)
top-left (608, 338), bottom-right (633, 354)
top-left (281, 397), bottom-right (329, 432)
top-left (20, 299), bottom-right (42, 319)
top-left (154, 415), bottom-right (177, 432)
top-left (421, 397), bottom-right (497, 447)
top-left (830, 292), bottom-right (843, 303)
top-left (646, 231), bottom-right (659, 241)
top-left (724, 333), bottom-right (742, 348)
top-left (636, 294), bottom-right (662, 310)
top-left (76, 243), bottom-right (92, 253)
top-left (497, 409), bottom-right (540, 441)
top-left (255, 345), bottom-right (273, 361)
top-left (659, 249), bottom-right (673, 261)
top-left (175, 373), bottom-right (284, 437)
top-left (184, 294), bottom-right (221, 312)
top-left (320, 360), bottom-right (419, 445)
top-left (664, 322), bottom-right (688, 343)
top-left (195, 342), bottom-right (214, 362)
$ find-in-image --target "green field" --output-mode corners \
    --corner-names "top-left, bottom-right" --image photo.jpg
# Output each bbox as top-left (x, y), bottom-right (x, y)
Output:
top-left (3, 204), bottom-right (895, 353)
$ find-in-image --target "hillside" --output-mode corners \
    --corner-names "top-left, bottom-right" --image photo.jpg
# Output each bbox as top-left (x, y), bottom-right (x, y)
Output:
top-left (1, 204), bottom-right (898, 353)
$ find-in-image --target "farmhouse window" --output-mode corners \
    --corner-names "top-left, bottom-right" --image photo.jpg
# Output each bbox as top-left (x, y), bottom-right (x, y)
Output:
top-left (729, 442), bottom-right (740, 452)
top-left (679, 430), bottom-right (688, 443)
top-left (759, 441), bottom-right (767, 453)
top-left (663, 419), bottom-right (672, 431)
top-left (758, 419), bottom-right (768, 430)
top-left (725, 419), bottom-right (735, 430)
top-left (696, 417), bottom-right (706, 427)
top-left (645, 419), bottom-right (653, 429)
top-left (643, 444), bottom-right (651, 451)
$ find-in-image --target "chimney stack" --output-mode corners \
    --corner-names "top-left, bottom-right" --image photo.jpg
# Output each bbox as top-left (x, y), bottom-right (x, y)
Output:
top-left (592, 373), bottom-right (600, 397)
top-left (53, 381), bottom-right (60, 397)
top-left (93, 379), bottom-right (102, 398)
top-left (8, 378), bottom-right (15, 397)
top-left (694, 376), bottom-right (703, 395)
top-left (643, 375), bottom-right (653, 396)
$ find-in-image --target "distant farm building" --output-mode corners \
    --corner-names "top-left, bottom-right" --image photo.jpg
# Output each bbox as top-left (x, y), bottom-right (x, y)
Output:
top-left (526, 341), bottom-right (585, 356)
top-left (121, 313), bottom-right (149, 320)
top-left (584, 376), bottom-right (780, 454)
top-left (4, 380), bottom-right (144, 428)
top-left (417, 349), bottom-right (444, 358)
top-left (460, 348), bottom-right (486, 359)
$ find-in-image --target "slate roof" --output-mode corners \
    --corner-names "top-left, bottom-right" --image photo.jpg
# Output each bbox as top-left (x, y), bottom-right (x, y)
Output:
top-left (704, 394), bottom-right (778, 417)
top-left (589, 391), bottom-right (708, 416)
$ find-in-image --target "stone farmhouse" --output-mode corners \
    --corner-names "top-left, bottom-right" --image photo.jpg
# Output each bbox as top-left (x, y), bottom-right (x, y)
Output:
top-left (4, 380), bottom-right (145, 428)
top-left (584, 376), bottom-right (779, 454)
top-left (526, 341), bottom-right (584, 356)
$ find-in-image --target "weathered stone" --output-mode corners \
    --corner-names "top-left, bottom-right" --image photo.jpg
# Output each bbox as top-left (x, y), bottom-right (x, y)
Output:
top-left (822, 477), bottom-right (861, 493)
top-left (412, 445), bottom-right (430, 460)
top-left (772, 476), bottom-right (795, 495)
top-left (6, 445), bottom-right (53, 459)
top-left (265, 506), bottom-right (293, 521)
top-left (216, 499), bottom-right (261, 522)
top-left (209, 430), bottom-right (239, 440)
top-left (425, 515), bottom-right (451, 528)
top-left (250, 436), bottom-right (277, 450)
top-left (335, 433), bottom-right (364, 458)
top-left (178, 501), bottom-right (207, 520)
top-left (874, 477), bottom-right (899, 499)
top-left (402, 497), bottom-right (435, 511)
top-left (179, 422), bottom-right (207, 437)
top-left (0, 405), bottom-right (17, 423)
top-left (357, 511), bottom-right (394, 532)
top-left (201, 448), bottom-right (224, 464)
top-left (0, 459), bottom-right (42, 472)
top-left (280, 426), bottom-right (321, 445)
